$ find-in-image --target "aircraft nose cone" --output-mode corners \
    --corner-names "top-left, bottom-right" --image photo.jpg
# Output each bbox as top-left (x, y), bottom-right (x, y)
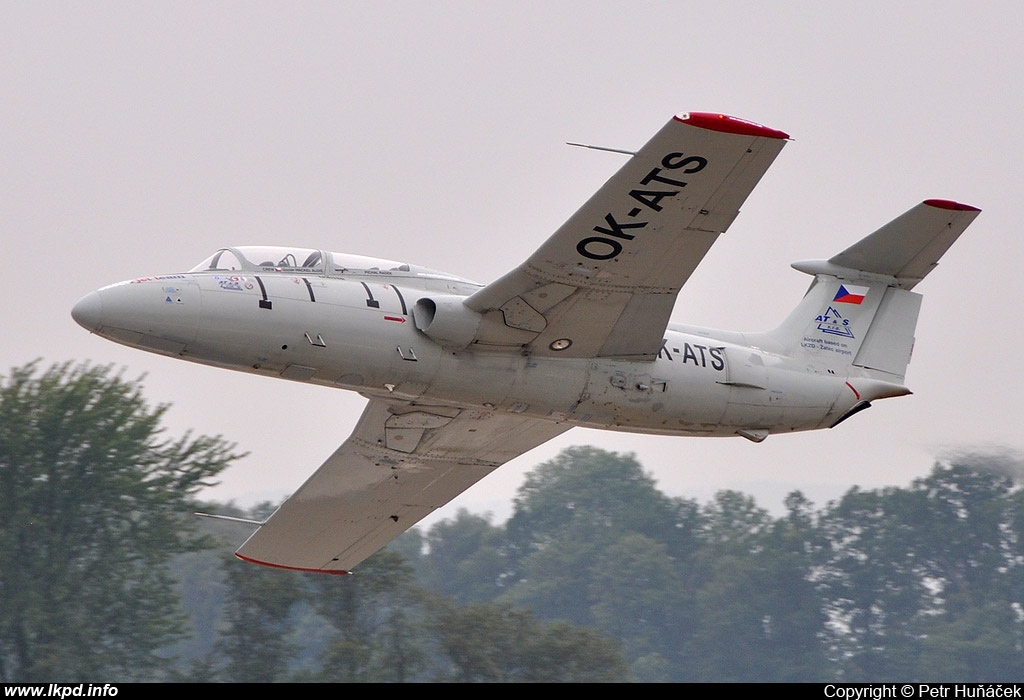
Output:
top-left (71, 291), bottom-right (103, 331)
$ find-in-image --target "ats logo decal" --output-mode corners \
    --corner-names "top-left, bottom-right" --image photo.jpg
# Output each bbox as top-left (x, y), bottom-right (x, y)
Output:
top-left (815, 306), bottom-right (855, 338)
top-left (801, 305), bottom-right (857, 356)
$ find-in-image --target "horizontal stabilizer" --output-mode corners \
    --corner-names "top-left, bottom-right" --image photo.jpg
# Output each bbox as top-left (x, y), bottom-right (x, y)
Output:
top-left (825, 199), bottom-right (980, 289)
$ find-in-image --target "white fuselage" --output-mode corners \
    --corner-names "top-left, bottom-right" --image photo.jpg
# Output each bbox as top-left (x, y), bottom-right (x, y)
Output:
top-left (74, 267), bottom-right (861, 441)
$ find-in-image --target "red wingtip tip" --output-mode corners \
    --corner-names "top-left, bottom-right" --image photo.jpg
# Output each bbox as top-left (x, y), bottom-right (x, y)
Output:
top-left (923, 199), bottom-right (981, 212)
top-left (676, 112), bottom-right (790, 140)
top-left (235, 553), bottom-right (352, 575)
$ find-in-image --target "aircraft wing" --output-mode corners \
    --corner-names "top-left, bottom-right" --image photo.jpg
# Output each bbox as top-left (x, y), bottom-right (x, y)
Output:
top-left (464, 112), bottom-right (789, 359)
top-left (235, 398), bottom-right (570, 573)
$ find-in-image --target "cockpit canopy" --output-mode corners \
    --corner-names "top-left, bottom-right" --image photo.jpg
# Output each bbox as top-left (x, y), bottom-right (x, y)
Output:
top-left (189, 246), bottom-right (475, 283)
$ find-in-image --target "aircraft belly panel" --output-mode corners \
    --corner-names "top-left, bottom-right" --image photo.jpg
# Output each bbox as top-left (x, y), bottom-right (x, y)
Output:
top-left (576, 356), bottom-right (730, 432)
top-left (422, 352), bottom-right (526, 410)
top-left (502, 357), bottom-right (589, 419)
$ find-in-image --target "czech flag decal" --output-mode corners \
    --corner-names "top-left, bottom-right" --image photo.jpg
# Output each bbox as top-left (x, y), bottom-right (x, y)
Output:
top-left (833, 284), bottom-right (868, 304)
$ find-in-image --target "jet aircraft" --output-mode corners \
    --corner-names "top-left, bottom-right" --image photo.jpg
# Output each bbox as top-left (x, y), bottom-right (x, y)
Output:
top-left (71, 112), bottom-right (981, 574)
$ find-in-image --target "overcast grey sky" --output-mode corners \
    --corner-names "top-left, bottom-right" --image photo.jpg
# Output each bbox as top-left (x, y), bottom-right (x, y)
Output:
top-left (4, 2), bottom-right (1022, 525)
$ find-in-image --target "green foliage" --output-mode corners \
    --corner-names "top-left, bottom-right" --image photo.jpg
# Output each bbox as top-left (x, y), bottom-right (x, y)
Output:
top-left (414, 509), bottom-right (508, 603)
top-left (216, 559), bottom-right (307, 682)
top-left (0, 361), bottom-right (241, 681)
top-left (5, 362), bottom-right (1020, 683)
top-left (309, 549), bottom-right (431, 682)
top-left (587, 534), bottom-right (692, 674)
top-left (503, 446), bottom-right (701, 600)
top-left (818, 458), bottom-right (1024, 681)
top-left (429, 600), bottom-right (629, 682)
top-left (917, 602), bottom-right (1024, 681)
top-left (698, 489), bottom-right (773, 552)
top-left (507, 446), bottom-right (691, 553)
top-left (198, 448), bottom-right (1024, 683)
top-left (425, 447), bottom-right (1022, 682)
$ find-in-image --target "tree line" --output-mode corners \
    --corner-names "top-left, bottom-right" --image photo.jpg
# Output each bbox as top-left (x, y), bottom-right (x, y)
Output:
top-left (1, 361), bottom-right (1021, 682)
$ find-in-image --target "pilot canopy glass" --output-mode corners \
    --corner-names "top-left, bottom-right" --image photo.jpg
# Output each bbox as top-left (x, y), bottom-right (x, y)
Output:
top-left (189, 246), bottom-right (475, 283)
top-left (190, 247), bottom-right (325, 273)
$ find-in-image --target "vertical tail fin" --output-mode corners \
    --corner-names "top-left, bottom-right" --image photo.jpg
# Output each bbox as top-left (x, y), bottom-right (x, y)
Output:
top-left (756, 200), bottom-right (980, 383)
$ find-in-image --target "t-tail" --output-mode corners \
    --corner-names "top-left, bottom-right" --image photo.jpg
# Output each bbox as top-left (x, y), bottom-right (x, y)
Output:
top-left (750, 199), bottom-right (981, 423)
